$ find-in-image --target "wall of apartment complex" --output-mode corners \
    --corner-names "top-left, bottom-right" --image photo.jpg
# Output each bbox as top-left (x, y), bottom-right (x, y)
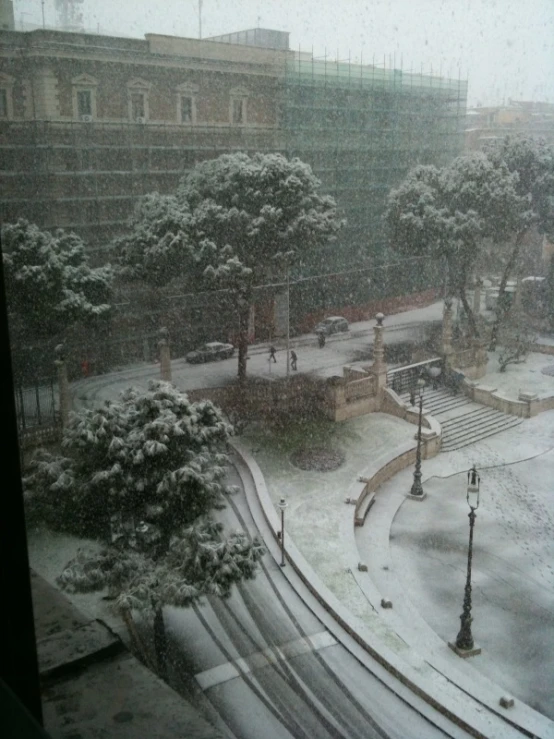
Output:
top-left (0, 27), bottom-right (466, 269)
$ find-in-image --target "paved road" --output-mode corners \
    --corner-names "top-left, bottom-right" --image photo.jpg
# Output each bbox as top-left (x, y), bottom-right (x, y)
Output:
top-left (70, 310), bottom-right (442, 411)
top-left (163, 460), bottom-right (467, 739)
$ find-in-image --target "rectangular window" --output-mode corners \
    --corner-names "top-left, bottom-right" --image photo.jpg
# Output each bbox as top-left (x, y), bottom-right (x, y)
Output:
top-left (131, 92), bottom-right (145, 120)
top-left (0, 89), bottom-right (8, 119)
top-left (76, 90), bottom-right (92, 117)
top-left (231, 97), bottom-right (244, 125)
top-left (180, 96), bottom-right (193, 123)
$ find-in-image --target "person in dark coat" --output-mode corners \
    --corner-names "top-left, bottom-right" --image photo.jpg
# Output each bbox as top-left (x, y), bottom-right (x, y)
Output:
top-left (317, 331), bottom-right (326, 348)
top-left (290, 350), bottom-right (297, 371)
top-left (269, 345), bottom-right (277, 362)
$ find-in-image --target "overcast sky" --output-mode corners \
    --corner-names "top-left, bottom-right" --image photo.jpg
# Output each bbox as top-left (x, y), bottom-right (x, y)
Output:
top-left (17, 0), bottom-right (554, 107)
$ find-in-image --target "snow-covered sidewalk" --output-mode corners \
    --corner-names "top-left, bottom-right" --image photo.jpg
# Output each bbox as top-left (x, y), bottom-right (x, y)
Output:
top-left (244, 406), bottom-right (554, 730)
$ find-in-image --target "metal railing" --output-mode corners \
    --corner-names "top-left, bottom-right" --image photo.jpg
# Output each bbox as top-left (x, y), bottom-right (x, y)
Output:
top-left (387, 357), bottom-right (442, 396)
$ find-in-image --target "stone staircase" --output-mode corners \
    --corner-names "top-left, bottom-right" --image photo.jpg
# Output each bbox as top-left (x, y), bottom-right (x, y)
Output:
top-left (401, 388), bottom-right (523, 451)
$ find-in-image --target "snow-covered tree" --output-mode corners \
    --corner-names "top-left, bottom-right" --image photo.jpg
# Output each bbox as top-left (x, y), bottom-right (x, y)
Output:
top-left (113, 192), bottom-right (196, 288)
top-left (484, 136), bottom-right (554, 349)
top-left (497, 308), bottom-right (537, 372)
top-left (2, 219), bottom-right (113, 339)
top-left (385, 153), bottom-right (528, 338)
top-left (115, 153), bottom-right (343, 382)
top-left (24, 380), bottom-right (264, 677)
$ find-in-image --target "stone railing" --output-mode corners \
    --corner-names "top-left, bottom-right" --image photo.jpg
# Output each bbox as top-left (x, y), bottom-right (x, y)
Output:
top-left (463, 379), bottom-right (554, 419)
top-left (345, 375), bottom-right (375, 402)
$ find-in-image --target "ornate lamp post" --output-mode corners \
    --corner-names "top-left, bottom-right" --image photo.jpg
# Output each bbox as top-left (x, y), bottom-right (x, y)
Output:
top-left (451, 466), bottom-right (482, 657)
top-left (410, 377), bottom-right (426, 498)
top-left (278, 497), bottom-right (288, 567)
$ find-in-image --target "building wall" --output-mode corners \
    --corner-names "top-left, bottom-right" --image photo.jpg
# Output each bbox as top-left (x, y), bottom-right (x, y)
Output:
top-left (0, 29), bottom-right (285, 256)
top-left (0, 29), bottom-right (466, 271)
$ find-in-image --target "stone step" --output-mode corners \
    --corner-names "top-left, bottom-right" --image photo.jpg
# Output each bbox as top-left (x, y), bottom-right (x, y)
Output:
top-left (442, 416), bottom-right (523, 451)
top-left (440, 406), bottom-right (503, 429)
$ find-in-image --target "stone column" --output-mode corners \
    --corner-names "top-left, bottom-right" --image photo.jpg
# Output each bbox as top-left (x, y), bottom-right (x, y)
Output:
top-left (158, 327), bottom-right (172, 382)
top-left (372, 313), bottom-right (388, 394)
top-left (55, 344), bottom-right (71, 428)
top-left (442, 298), bottom-right (454, 370)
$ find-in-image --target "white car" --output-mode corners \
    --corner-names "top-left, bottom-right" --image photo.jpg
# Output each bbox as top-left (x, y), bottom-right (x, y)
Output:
top-left (314, 316), bottom-right (349, 335)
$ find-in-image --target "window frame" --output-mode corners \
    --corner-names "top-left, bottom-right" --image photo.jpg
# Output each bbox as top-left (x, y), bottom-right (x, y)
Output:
top-left (229, 86), bottom-right (249, 126)
top-left (71, 74), bottom-right (98, 121)
top-left (0, 73), bottom-right (15, 120)
top-left (127, 78), bottom-right (151, 123)
top-left (175, 82), bottom-right (198, 125)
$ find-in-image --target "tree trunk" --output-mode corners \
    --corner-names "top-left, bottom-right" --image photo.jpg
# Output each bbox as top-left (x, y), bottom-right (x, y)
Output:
top-left (153, 606), bottom-right (169, 682)
top-left (458, 285), bottom-right (479, 339)
top-left (237, 304), bottom-right (250, 384)
top-left (489, 232), bottom-right (525, 351)
top-left (121, 608), bottom-right (156, 672)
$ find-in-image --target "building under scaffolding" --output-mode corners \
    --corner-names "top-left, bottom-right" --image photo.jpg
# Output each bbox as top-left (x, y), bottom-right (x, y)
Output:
top-left (282, 52), bottom-right (467, 270)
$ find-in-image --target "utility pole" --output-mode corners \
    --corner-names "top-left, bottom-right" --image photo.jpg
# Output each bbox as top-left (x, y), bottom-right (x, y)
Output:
top-left (286, 263), bottom-right (290, 377)
top-left (198, 0), bottom-right (202, 39)
top-left (41, 0), bottom-right (46, 29)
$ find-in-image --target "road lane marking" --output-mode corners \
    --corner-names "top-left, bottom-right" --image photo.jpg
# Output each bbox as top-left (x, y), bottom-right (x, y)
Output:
top-left (195, 630), bottom-right (337, 690)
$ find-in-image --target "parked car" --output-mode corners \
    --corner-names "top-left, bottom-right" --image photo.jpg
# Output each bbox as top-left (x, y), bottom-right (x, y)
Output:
top-left (314, 316), bottom-right (349, 335)
top-left (186, 341), bottom-right (234, 364)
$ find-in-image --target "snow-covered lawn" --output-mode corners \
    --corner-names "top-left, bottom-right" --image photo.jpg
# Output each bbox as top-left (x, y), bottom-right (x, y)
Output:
top-left (481, 351), bottom-right (554, 398)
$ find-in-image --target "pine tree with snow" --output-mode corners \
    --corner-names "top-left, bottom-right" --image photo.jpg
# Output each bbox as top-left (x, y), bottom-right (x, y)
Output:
top-left (484, 136), bottom-right (554, 349)
top-left (24, 381), bottom-right (264, 676)
top-left (2, 219), bottom-right (113, 340)
top-left (385, 151), bottom-right (529, 338)
top-left (114, 153), bottom-right (344, 382)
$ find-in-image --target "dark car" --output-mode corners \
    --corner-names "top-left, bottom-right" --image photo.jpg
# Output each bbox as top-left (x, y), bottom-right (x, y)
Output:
top-left (186, 341), bottom-right (234, 364)
top-left (314, 316), bottom-right (349, 335)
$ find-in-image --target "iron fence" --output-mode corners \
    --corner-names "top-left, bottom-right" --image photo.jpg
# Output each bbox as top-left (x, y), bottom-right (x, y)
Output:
top-left (14, 379), bottom-right (59, 433)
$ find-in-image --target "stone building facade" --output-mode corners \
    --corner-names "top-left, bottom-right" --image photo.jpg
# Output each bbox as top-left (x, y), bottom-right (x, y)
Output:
top-left (0, 29), bottom-right (287, 255)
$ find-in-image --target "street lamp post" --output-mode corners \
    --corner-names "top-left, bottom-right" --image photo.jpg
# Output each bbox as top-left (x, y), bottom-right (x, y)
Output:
top-left (451, 466), bottom-right (482, 657)
top-left (278, 497), bottom-right (288, 567)
top-left (410, 377), bottom-right (426, 497)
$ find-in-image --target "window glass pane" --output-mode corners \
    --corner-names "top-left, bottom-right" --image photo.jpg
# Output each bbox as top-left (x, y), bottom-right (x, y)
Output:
top-left (181, 96), bottom-right (193, 123)
top-left (131, 92), bottom-right (145, 119)
top-left (76, 90), bottom-right (92, 116)
top-left (232, 97), bottom-right (244, 124)
top-left (0, 89), bottom-right (8, 118)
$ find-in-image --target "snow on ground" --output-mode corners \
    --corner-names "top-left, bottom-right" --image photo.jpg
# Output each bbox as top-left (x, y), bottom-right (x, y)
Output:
top-left (481, 351), bottom-right (554, 399)
top-left (243, 413), bottom-right (416, 645)
top-left (245, 400), bottom-right (554, 721)
top-left (387, 414), bottom-right (554, 718)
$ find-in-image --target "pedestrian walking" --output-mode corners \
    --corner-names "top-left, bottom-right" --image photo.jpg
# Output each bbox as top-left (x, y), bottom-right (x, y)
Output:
top-left (317, 331), bottom-right (326, 348)
top-left (290, 350), bottom-right (297, 371)
top-left (409, 386), bottom-right (416, 406)
top-left (269, 345), bottom-right (277, 363)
